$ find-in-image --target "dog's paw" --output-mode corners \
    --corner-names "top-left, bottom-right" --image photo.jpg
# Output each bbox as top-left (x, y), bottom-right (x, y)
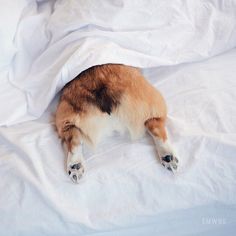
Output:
top-left (67, 162), bottom-right (85, 184)
top-left (161, 155), bottom-right (178, 172)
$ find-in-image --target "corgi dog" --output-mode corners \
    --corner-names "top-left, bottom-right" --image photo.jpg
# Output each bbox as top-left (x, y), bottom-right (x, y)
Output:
top-left (55, 64), bottom-right (178, 183)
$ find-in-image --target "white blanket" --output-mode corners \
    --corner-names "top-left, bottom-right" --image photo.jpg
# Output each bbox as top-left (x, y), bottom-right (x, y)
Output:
top-left (0, 1), bottom-right (236, 235)
top-left (1, 0), bottom-right (236, 125)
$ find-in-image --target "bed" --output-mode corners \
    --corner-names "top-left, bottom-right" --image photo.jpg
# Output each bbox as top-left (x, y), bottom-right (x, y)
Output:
top-left (0, 1), bottom-right (236, 235)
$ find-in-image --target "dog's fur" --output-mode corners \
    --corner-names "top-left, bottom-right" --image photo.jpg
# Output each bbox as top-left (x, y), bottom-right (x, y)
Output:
top-left (55, 64), bottom-right (178, 183)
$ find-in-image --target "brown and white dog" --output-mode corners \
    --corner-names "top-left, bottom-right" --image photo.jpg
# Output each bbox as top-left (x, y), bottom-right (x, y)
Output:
top-left (55, 64), bottom-right (178, 183)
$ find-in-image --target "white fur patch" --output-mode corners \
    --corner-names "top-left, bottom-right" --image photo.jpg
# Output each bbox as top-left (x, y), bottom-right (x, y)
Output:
top-left (154, 138), bottom-right (174, 160)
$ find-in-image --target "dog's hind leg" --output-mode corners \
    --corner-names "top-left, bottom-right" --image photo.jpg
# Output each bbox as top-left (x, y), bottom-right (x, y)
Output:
top-left (145, 117), bottom-right (178, 172)
top-left (56, 100), bottom-right (85, 183)
top-left (63, 125), bottom-right (85, 183)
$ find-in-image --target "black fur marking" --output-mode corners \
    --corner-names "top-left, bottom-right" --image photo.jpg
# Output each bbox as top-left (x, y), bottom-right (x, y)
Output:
top-left (92, 84), bottom-right (120, 115)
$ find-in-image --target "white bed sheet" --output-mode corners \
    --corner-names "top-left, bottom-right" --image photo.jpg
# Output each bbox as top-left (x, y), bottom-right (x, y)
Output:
top-left (1, 1), bottom-right (236, 235)
top-left (1, 0), bottom-right (236, 125)
top-left (1, 48), bottom-right (236, 236)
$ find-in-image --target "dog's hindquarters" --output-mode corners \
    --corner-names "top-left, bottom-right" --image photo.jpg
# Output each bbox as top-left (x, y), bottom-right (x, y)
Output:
top-left (114, 70), bottom-right (167, 139)
top-left (55, 64), bottom-right (178, 183)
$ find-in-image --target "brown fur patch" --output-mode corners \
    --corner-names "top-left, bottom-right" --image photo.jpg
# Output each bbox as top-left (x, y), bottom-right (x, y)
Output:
top-left (61, 64), bottom-right (124, 115)
top-left (145, 117), bottom-right (167, 141)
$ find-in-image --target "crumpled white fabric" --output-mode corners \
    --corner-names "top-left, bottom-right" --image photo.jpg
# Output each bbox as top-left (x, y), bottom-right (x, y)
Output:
top-left (1, 1), bottom-right (236, 235)
top-left (0, 48), bottom-right (236, 236)
top-left (1, 0), bottom-right (236, 125)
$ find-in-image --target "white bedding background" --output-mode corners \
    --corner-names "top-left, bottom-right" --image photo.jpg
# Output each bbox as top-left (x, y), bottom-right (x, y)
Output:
top-left (0, 0), bottom-right (236, 235)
